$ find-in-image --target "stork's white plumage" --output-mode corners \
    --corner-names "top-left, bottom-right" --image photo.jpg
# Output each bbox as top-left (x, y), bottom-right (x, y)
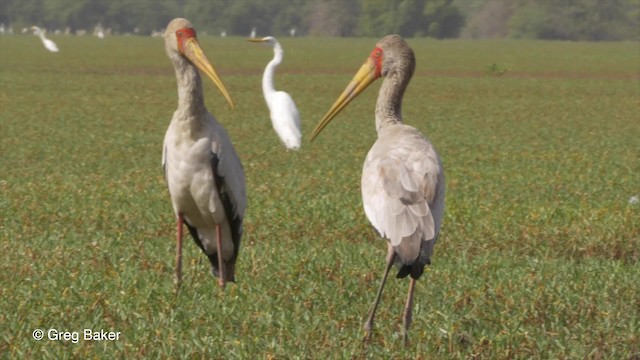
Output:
top-left (311, 35), bottom-right (445, 345)
top-left (31, 26), bottom-right (59, 52)
top-left (161, 18), bottom-right (245, 289)
top-left (248, 36), bottom-right (301, 150)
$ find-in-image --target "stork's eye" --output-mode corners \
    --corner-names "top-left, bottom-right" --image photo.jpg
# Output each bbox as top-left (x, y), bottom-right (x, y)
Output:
top-left (374, 50), bottom-right (382, 57)
top-left (177, 31), bottom-right (183, 37)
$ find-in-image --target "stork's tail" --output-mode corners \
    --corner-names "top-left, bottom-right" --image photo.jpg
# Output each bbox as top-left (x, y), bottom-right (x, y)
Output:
top-left (210, 258), bottom-right (236, 283)
top-left (396, 258), bottom-right (430, 280)
top-left (184, 220), bottom-right (237, 283)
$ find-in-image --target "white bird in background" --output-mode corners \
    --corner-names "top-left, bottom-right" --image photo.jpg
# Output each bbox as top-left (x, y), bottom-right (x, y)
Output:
top-left (162, 18), bottom-right (246, 289)
top-left (289, 27), bottom-right (296, 37)
top-left (94, 23), bottom-right (105, 39)
top-left (250, 27), bottom-right (256, 39)
top-left (248, 36), bottom-right (301, 150)
top-left (310, 35), bottom-right (445, 345)
top-left (31, 26), bottom-right (59, 52)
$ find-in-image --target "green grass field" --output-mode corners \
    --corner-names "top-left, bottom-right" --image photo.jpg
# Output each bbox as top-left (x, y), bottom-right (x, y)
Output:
top-left (1, 34), bottom-right (638, 358)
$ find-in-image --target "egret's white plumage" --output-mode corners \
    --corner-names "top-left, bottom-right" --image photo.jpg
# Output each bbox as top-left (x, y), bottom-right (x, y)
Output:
top-left (31, 26), bottom-right (59, 52)
top-left (249, 36), bottom-right (301, 150)
top-left (94, 23), bottom-right (105, 38)
top-left (161, 18), bottom-right (245, 289)
top-left (311, 35), bottom-right (445, 345)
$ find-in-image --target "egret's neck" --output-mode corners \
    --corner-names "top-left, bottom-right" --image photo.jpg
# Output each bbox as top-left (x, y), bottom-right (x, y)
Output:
top-left (174, 58), bottom-right (207, 117)
top-left (262, 43), bottom-right (283, 101)
top-left (375, 70), bottom-right (411, 133)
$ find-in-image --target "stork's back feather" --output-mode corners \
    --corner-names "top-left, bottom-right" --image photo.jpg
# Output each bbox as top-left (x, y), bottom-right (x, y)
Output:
top-left (361, 124), bottom-right (444, 277)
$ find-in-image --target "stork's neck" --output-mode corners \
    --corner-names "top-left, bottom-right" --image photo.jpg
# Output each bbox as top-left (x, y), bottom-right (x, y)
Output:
top-left (174, 58), bottom-right (207, 117)
top-left (262, 43), bottom-right (283, 100)
top-left (375, 69), bottom-right (411, 133)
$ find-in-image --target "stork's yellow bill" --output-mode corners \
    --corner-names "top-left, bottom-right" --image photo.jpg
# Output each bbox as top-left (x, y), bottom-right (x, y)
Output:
top-left (310, 47), bottom-right (384, 140)
top-left (175, 27), bottom-right (235, 110)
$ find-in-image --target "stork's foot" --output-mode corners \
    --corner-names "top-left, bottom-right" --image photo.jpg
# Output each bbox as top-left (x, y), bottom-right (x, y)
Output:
top-left (401, 314), bottom-right (411, 346)
top-left (174, 274), bottom-right (182, 289)
top-left (402, 330), bottom-right (410, 347)
top-left (216, 262), bottom-right (226, 289)
top-left (363, 320), bottom-right (373, 344)
top-left (175, 263), bottom-right (183, 289)
top-left (211, 267), bottom-right (227, 289)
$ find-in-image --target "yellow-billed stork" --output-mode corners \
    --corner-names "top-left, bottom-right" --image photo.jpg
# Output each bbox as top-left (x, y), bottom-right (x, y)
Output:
top-left (162, 18), bottom-right (245, 289)
top-left (311, 35), bottom-right (445, 344)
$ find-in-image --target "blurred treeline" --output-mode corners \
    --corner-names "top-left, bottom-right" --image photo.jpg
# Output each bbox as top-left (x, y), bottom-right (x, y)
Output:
top-left (1, 0), bottom-right (638, 40)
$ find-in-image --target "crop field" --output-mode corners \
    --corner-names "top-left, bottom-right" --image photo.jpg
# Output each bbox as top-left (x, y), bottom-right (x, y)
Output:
top-left (0, 34), bottom-right (638, 358)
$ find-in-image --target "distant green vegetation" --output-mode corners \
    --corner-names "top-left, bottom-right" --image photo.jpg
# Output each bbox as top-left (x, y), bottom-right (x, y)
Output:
top-left (0, 35), bottom-right (638, 358)
top-left (1, 0), bottom-right (638, 40)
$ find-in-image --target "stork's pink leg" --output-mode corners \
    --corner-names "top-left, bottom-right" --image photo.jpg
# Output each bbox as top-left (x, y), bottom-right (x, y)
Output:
top-left (363, 244), bottom-right (395, 343)
top-left (402, 277), bottom-right (417, 346)
top-left (215, 223), bottom-right (226, 289)
top-left (176, 213), bottom-right (184, 286)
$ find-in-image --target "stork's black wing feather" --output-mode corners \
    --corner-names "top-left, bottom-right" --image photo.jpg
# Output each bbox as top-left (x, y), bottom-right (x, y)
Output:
top-left (183, 219), bottom-right (220, 271)
top-left (210, 151), bottom-right (243, 263)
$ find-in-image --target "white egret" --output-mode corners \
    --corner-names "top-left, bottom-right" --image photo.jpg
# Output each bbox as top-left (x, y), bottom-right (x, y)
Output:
top-left (94, 23), bottom-right (104, 38)
top-left (31, 26), bottom-right (59, 52)
top-left (248, 36), bottom-right (301, 150)
top-left (162, 18), bottom-right (245, 289)
top-left (310, 35), bottom-right (445, 345)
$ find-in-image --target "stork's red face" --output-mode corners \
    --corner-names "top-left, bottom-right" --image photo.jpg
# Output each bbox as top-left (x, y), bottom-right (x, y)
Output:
top-left (176, 27), bottom-right (197, 54)
top-left (370, 47), bottom-right (384, 79)
top-left (310, 46), bottom-right (385, 140)
top-left (174, 26), bottom-right (235, 109)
